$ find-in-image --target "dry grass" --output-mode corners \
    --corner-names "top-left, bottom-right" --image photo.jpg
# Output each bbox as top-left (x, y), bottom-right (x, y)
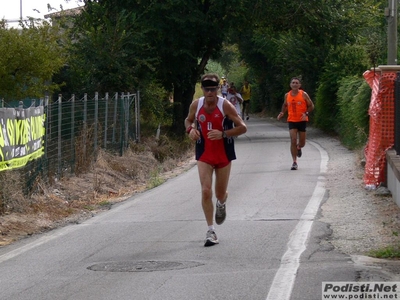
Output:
top-left (0, 135), bottom-right (195, 246)
top-left (0, 172), bottom-right (26, 214)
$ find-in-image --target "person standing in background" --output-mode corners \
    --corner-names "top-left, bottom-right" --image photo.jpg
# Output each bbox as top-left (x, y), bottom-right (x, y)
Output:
top-left (220, 78), bottom-right (229, 98)
top-left (240, 80), bottom-right (251, 120)
top-left (277, 77), bottom-right (314, 170)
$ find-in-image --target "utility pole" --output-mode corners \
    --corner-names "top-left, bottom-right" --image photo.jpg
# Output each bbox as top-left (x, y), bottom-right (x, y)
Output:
top-left (386, 0), bottom-right (398, 64)
top-left (20, 0), bottom-right (22, 19)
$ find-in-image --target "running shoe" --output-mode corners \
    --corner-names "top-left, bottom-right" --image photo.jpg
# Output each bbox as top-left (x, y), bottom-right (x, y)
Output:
top-left (204, 230), bottom-right (219, 247)
top-left (297, 147), bottom-right (302, 158)
top-left (215, 201), bottom-right (226, 225)
top-left (246, 116), bottom-right (249, 120)
top-left (291, 162), bottom-right (298, 170)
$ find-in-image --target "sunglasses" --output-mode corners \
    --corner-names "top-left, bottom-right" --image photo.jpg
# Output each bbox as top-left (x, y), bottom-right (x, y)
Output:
top-left (203, 87), bottom-right (218, 92)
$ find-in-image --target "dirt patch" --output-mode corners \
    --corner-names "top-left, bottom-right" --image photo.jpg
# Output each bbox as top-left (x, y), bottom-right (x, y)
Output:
top-left (0, 143), bottom-right (196, 247)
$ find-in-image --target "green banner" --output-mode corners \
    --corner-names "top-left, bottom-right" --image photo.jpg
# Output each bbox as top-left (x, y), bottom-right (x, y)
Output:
top-left (0, 106), bottom-right (45, 171)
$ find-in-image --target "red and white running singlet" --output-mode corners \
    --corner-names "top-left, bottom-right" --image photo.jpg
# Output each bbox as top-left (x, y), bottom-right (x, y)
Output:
top-left (195, 96), bottom-right (236, 168)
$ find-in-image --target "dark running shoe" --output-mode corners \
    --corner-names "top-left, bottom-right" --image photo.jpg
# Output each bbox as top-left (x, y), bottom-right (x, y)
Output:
top-left (291, 162), bottom-right (298, 170)
top-left (246, 116), bottom-right (249, 120)
top-left (204, 230), bottom-right (219, 247)
top-left (215, 201), bottom-right (226, 225)
top-left (297, 147), bottom-right (302, 158)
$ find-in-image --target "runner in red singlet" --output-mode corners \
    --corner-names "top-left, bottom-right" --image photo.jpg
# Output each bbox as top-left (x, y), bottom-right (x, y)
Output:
top-left (277, 77), bottom-right (314, 170)
top-left (185, 73), bottom-right (247, 247)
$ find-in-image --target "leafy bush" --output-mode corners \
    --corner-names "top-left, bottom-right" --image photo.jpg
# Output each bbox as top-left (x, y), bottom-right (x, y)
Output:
top-left (314, 44), bottom-right (370, 133)
top-left (314, 78), bottom-right (339, 132)
top-left (139, 81), bottom-right (173, 127)
top-left (337, 77), bottom-right (371, 149)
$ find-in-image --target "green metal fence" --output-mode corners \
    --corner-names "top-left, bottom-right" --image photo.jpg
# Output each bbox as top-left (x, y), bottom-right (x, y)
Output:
top-left (0, 91), bottom-right (140, 199)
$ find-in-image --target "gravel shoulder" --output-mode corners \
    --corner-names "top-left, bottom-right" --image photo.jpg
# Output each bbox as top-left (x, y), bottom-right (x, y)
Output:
top-left (305, 126), bottom-right (400, 256)
top-left (304, 124), bottom-right (400, 280)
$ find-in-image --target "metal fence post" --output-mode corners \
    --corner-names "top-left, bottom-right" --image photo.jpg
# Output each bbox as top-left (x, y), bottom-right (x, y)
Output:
top-left (57, 94), bottom-right (62, 179)
top-left (120, 92), bottom-right (125, 156)
top-left (44, 96), bottom-right (49, 182)
top-left (112, 92), bottom-right (118, 144)
top-left (83, 93), bottom-right (87, 161)
top-left (136, 90), bottom-right (141, 143)
top-left (94, 92), bottom-right (98, 156)
top-left (104, 93), bottom-right (109, 149)
top-left (71, 94), bottom-right (75, 174)
top-left (124, 93), bottom-right (129, 149)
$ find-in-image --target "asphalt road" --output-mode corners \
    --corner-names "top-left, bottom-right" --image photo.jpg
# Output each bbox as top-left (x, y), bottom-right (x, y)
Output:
top-left (0, 117), bottom-right (372, 300)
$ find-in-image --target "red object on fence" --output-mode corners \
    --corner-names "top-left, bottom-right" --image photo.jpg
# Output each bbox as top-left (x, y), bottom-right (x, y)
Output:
top-left (363, 69), bottom-right (395, 189)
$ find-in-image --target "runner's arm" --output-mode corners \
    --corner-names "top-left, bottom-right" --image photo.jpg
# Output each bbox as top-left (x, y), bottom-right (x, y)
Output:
top-left (303, 92), bottom-right (314, 113)
top-left (185, 100), bottom-right (200, 140)
top-left (277, 94), bottom-right (288, 120)
top-left (223, 100), bottom-right (247, 137)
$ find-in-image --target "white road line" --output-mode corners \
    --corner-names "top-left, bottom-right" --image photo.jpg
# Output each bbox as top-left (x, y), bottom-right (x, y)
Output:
top-left (266, 141), bottom-right (328, 300)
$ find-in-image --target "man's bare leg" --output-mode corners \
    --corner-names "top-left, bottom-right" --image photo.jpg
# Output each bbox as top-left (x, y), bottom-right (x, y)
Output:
top-left (197, 161), bottom-right (214, 226)
top-left (289, 129), bottom-right (298, 162)
top-left (214, 163), bottom-right (231, 204)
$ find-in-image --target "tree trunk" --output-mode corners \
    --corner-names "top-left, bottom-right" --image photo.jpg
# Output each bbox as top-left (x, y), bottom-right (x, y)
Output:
top-left (172, 84), bottom-right (195, 136)
top-left (172, 62), bottom-right (207, 136)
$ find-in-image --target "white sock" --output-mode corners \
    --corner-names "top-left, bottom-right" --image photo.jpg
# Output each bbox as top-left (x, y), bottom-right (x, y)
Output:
top-left (208, 225), bottom-right (215, 231)
top-left (217, 200), bottom-right (224, 206)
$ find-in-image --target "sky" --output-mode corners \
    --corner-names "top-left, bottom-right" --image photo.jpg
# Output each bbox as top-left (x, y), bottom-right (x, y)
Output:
top-left (0, 0), bottom-right (82, 23)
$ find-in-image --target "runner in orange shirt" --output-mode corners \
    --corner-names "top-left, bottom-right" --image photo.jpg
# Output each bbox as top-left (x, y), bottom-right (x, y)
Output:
top-left (185, 73), bottom-right (247, 247)
top-left (277, 77), bottom-right (314, 170)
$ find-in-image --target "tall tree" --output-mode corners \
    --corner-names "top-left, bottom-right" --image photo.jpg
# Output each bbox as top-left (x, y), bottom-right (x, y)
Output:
top-left (233, 0), bottom-right (383, 113)
top-left (68, 2), bottom-right (155, 95)
top-left (0, 20), bottom-right (67, 100)
top-left (70, 0), bottom-right (254, 134)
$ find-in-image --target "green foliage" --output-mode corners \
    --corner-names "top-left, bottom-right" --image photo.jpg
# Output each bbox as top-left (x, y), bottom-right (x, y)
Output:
top-left (233, 0), bottom-right (383, 121)
top-left (148, 169), bottom-right (165, 189)
top-left (1, 0), bottom-right (387, 149)
top-left (217, 44), bottom-right (240, 73)
top-left (227, 64), bottom-right (249, 90)
top-left (336, 77), bottom-right (371, 149)
top-left (205, 60), bottom-right (226, 78)
top-left (363, 30), bottom-right (387, 68)
top-left (234, 27), bottom-right (279, 112)
top-left (139, 80), bottom-right (173, 126)
top-left (272, 31), bottom-right (322, 93)
top-left (67, 2), bottom-right (153, 95)
top-left (66, 0), bottom-right (257, 135)
top-left (193, 83), bottom-right (203, 100)
top-left (314, 79), bottom-right (337, 131)
top-left (0, 21), bottom-right (67, 100)
top-left (213, 44), bottom-right (253, 107)
top-left (314, 44), bottom-right (371, 133)
top-left (368, 245), bottom-right (400, 259)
